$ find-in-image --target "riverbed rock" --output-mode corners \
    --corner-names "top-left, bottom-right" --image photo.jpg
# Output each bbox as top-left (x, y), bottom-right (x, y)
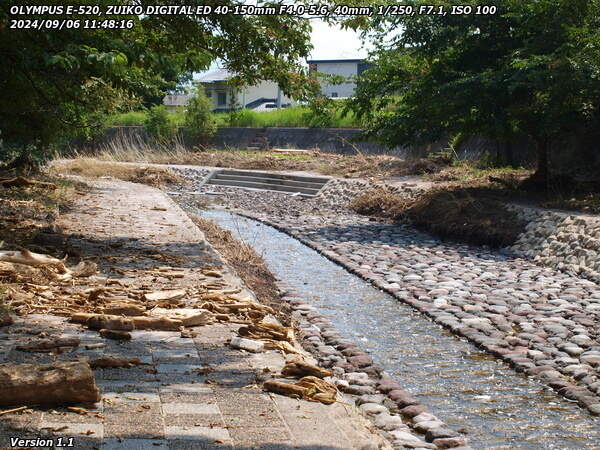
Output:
top-left (388, 389), bottom-right (419, 407)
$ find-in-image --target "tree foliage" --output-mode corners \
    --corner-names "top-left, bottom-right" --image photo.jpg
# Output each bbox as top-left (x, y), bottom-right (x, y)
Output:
top-left (348, 0), bottom-right (600, 178)
top-left (0, 0), bottom-right (317, 157)
top-left (144, 105), bottom-right (176, 144)
top-left (184, 86), bottom-right (217, 145)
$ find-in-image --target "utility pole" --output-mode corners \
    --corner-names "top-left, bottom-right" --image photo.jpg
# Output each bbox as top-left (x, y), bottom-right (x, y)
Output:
top-left (276, 86), bottom-right (282, 109)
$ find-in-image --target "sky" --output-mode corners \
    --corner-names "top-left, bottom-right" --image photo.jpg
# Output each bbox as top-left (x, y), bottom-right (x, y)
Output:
top-left (196, 21), bottom-right (368, 78)
top-left (308, 20), bottom-right (369, 60)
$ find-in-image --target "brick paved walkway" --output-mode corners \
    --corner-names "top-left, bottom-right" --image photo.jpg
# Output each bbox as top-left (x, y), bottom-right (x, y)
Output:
top-left (0, 180), bottom-right (387, 449)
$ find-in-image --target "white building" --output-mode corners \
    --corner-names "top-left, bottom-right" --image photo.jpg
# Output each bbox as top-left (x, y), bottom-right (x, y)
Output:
top-left (162, 93), bottom-right (191, 111)
top-left (194, 69), bottom-right (295, 112)
top-left (307, 59), bottom-right (369, 98)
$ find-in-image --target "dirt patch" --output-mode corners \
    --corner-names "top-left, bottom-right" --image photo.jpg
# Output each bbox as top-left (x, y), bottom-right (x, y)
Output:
top-left (0, 173), bottom-right (84, 250)
top-left (189, 215), bottom-right (291, 325)
top-left (51, 159), bottom-right (184, 187)
top-left (406, 189), bottom-right (527, 248)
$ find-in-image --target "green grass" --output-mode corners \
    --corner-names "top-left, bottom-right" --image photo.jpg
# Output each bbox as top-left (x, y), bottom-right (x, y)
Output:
top-left (106, 110), bottom-right (186, 127)
top-left (105, 106), bottom-right (363, 128)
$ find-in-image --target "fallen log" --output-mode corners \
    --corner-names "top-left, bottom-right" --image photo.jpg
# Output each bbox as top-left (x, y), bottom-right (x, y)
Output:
top-left (263, 379), bottom-right (306, 399)
top-left (281, 357), bottom-right (334, 379)
top-left (86, 314), bottom-right (134, 331)
top-left (99, 329), bottom-right (131, 341)
top-left (0, 406), bottom-right (28, 416)
top-left (70, 313), bottom-right (95, 324)
top-left (89, 357), bottom-right (142, 369)
top-left (263, 340), bottom-right (301, 355)
top-left (17, 337), bottom-right (80, 352)
top-left (0, 361), bottom-right (101, 407)
top-left (132, 316), bottom-right (182, 331)
top-left (103, 303), bottom-right (146, 317)
top-left (181, 311), bottom-right (213, 327)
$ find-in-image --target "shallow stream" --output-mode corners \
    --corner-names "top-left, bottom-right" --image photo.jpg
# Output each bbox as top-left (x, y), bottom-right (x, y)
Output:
top-left (201, 208), bottom-right (600, 449)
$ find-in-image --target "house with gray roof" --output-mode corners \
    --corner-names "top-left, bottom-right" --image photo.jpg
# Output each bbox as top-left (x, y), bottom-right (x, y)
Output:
top-left (194, 69), bottom-right (295, 112)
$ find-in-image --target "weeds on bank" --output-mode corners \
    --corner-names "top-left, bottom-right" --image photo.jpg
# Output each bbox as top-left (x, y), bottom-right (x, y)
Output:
top-left (426, 162), bottom-right (531, 186)
top-left (350, 184), bottom-right (527, 247)
top-left (50, 159), bottom-right (184, 187)
top-left (349, 186), bottom-right (410, 220)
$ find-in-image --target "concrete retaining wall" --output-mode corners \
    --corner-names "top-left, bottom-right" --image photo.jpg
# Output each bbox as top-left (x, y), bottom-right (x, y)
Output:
top-left (75, 126), bottom-right (599, 170)
top-left (76, 126), bottom-right (444, 156)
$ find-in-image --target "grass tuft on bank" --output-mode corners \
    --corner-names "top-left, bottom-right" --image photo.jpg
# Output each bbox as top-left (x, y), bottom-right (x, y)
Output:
top-left (189, 215), bottom-right (290, 325)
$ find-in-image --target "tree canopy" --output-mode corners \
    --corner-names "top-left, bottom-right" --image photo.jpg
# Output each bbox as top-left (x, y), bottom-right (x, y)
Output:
top-left (0, 0), bottom-right (317, 153)
top-left (348, 0), bottom-right (600, 178)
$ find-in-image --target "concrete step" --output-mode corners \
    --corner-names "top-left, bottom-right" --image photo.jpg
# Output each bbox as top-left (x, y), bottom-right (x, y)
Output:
top-left (218, 169), bottom-right (330, 184)
top-left (206, 169), bottom-right (329, 196)
top-left (210, 174), bottom-right (325, 190)
top-left (206, 179), bottom-right (321, 195)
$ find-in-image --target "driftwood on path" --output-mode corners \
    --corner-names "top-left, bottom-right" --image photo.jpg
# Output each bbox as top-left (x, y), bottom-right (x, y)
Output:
top-left (281, 357), bottom-right (334, 379)
top-left (264, 376), bottom-right (337, 405)
top-left (0, 177), bottom-right (56, 190)
top-left (0, 361), bottom-right (101, 407)
top-left (16, 337), bottom-right (80, 352)
top-left (0, 250), bottom-right (67, 273)
top-left (0, 250), bottom-right (97, 280)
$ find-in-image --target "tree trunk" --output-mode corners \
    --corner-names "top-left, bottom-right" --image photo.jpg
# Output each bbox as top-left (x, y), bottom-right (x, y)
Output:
top-left (520, 136), bottom-right (550, 191)
top-left (535, 137), bottom-right (549, 181)
top-left (505, 140), bottom-right (514, 167)
top-left (0, 362), bottom-right (101, 407)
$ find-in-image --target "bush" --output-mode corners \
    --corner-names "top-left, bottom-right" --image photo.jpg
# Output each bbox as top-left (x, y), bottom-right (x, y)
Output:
top-left (304, 96), bottom-right (335, 128)
top-left (144, 105), bottom-right (176, 143)
top-left (184, 87), bottom-right (217, 145)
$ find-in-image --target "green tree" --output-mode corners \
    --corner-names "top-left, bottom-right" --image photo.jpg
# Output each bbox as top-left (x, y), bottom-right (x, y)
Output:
top-left (144, 105), bottom-right (176, 144)
top-left (184, 86), bottom-right (217, 145)
top-left (348, 0), bottom-right (600, 183)
top-left (0, 0), bottom-right (318, 162)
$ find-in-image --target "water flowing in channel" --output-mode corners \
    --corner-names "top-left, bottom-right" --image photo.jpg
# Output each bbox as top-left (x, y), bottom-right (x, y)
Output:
top-left (201, 209), bottom-right (600, 449)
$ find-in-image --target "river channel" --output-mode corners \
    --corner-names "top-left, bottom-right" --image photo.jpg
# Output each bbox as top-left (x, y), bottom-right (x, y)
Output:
top-left (200, 208), bottom-right (600, 449)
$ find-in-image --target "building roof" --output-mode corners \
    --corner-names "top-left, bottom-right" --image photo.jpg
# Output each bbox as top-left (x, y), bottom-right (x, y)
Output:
top-left (195, 68), bottom-right (233, 83)
top-left (163, 93), bottom-right (191, 107)
top-left (306, 58), bottom-right (365, 64)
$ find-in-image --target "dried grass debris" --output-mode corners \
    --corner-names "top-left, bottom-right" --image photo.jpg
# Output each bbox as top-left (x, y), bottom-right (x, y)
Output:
top-left (264, 376), bottom-right (337, 404)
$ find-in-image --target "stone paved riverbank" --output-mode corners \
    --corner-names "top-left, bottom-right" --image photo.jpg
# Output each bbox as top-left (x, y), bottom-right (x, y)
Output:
top-left (242, 210), bottom-right (600, 416)
top-left (171, 179), bottom-right (600, 417)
